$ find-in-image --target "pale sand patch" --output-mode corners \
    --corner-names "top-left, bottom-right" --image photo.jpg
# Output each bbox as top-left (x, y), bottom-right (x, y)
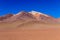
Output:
top-left (0, 28), bottom-right (60, 40)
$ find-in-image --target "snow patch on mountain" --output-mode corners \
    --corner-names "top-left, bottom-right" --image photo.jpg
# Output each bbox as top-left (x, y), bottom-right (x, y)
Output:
top-left (29, 11), bottom-right (49, 17)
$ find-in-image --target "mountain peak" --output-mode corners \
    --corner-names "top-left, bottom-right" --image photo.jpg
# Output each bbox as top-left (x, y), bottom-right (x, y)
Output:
top-left (0, 10), bottom-right (58, 23)
top-left (29, 11), bottom-right (49, 17)
top-left (14, 11), bottom-right (25, 16)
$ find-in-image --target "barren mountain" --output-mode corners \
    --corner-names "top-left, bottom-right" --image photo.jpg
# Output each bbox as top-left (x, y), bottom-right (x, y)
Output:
top-left (0, 14), bottom-right (13, 21)
top-left (0, 11), bottom-right (60, 40)
top-left (0, 11), bottom-right (58, 23)
top-left (29, 11), bottom-right (57, 23)
top-left (56, 18), bottom-right (60, 23)
top-left (0, 11), bottom-right (59, 29)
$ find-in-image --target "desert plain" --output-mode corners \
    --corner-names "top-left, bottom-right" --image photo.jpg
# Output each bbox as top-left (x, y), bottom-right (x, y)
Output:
top-left (0, 21), bottom-right (60, 40)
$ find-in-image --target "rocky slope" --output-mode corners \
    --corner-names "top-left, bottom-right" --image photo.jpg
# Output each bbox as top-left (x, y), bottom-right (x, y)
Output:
top-left (0, 11), bottom-right (59, 23)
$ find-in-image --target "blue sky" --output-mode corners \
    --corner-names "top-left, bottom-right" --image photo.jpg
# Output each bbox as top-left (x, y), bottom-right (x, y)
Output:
top-left (0, 0), bottom-right (60, 18)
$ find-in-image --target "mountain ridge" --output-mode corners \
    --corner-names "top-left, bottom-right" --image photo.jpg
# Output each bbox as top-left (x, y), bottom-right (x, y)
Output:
top-left (0, 11), bottom-right (59, 23)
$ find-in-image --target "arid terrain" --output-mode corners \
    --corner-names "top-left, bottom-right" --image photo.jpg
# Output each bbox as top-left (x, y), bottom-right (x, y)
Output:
top-left (0, 28), bottom-right (60, 40)
top-left (0, 21), bottom-right (60, 40)
top-left (0, 11), bottom-right (60, 40)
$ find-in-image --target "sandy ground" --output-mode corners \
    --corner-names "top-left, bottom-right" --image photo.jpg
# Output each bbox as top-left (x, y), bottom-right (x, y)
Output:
top-left (0, 21), bottom-right (60, 40)
top-left (0, 28), bottom-right (60, 40)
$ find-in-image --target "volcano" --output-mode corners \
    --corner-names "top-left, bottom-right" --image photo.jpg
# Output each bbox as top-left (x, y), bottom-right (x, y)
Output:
top-left (0, 11), bottom-right (60, 40)
top-left (0, 11), bottom-right (58, 23)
